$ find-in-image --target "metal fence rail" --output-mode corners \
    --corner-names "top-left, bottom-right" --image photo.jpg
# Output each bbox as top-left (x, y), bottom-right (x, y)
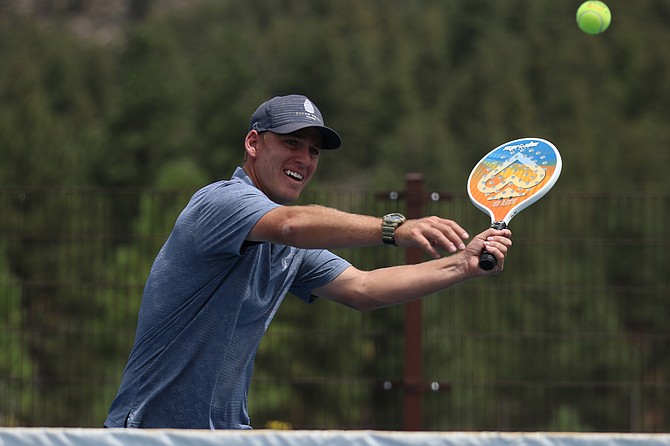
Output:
top-left (0, 183), bottom-right (668, 431)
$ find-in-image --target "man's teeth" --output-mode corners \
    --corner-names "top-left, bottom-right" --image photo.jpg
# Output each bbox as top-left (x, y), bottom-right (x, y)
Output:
top-left (284, 170), bottom-right (304, 181)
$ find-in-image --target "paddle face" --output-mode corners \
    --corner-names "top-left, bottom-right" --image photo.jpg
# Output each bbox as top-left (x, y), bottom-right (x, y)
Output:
top-left (467, 137), bottom-right (562, 270)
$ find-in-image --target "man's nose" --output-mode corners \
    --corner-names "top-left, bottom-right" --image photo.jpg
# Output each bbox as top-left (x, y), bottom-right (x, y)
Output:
top-left (295, 147), bottom-right (311, 164)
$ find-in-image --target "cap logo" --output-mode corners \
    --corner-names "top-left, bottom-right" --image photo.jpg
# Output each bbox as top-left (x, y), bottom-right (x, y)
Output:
top-left (304, 99), bottom-right (315, 114)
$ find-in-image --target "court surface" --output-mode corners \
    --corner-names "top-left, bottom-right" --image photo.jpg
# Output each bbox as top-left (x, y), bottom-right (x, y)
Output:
top-left (2, 429), bottom-right (670, 446)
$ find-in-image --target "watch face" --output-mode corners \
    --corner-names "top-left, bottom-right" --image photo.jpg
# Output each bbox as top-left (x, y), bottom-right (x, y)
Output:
top-left (385, 213), bottom-right (405, 223)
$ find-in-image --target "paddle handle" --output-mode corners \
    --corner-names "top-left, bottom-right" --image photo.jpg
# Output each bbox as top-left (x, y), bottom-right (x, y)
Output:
top-left (479, 221), bottom-right (507, 270)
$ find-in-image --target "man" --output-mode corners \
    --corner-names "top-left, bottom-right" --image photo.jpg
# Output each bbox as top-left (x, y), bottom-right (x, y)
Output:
top-left (105, 94), bottom-right (512, 429)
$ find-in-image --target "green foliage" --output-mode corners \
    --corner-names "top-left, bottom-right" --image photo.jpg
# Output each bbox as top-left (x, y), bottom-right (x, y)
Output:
top-left (0, 241), bottom-right (34, 425)
top-left (2, 0), bottom-right (669, 191)
top-left (0, 21), bottom-right (111, 187)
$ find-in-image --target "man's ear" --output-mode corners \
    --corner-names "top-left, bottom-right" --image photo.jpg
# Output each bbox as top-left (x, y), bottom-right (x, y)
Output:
top-left (244, 130), bottom-right (260, 159)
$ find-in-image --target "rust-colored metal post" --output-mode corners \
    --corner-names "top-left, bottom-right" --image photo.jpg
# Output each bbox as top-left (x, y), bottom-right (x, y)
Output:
top-left (403, 173), bottom-right (424, 431)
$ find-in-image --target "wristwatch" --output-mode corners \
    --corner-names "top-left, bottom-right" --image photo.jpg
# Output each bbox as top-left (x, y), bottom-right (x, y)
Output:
top-left (381, 213), bottom-right (406, 246)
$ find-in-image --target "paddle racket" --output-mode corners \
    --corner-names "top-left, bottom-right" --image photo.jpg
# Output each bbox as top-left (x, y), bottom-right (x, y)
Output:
top-left (467, 137), bottom-right (562, 270)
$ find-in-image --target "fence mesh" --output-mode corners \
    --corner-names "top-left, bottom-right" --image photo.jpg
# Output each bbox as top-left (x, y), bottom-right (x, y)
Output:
top-left (0, 186), bottom-right (668, 431)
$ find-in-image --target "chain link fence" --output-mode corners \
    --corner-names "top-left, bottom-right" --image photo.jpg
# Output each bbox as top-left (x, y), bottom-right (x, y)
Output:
top-left (0, 184), bottom-right (668, 431)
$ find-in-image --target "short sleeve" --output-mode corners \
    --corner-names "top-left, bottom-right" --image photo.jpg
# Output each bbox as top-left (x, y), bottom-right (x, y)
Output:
top-left (289, 249), bottom-right (351, 302)
top-left (189, 182), bottom-right (280, 257)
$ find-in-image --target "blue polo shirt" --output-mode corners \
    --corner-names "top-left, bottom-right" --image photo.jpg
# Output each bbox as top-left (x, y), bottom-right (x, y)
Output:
top-left (105, 168), bottom-right (351, 429)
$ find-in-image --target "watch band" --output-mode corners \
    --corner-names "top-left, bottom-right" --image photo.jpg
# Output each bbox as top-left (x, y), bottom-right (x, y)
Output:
top-left (381, 213), bottom-right (406, 246)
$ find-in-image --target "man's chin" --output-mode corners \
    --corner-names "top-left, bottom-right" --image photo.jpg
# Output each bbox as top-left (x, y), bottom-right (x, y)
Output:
top-left (271, 180), bottom-right (309, 204)
top-left (272, 191), bottom-right (301, 205)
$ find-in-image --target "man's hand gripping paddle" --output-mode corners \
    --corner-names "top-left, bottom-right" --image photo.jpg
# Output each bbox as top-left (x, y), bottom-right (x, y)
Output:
top-left (467, 137), bottom-right (562, 270)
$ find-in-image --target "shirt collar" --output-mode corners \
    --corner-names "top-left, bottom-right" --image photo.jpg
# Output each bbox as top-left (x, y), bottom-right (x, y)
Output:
top-left (232, 166), bottom-right (255, 187)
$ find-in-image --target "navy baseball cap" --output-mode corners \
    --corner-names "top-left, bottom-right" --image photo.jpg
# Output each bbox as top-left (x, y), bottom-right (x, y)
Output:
top-left (249, 95), bottom-right (342, 150)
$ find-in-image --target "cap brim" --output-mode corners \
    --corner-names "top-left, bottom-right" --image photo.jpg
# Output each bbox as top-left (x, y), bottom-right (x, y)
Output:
top-left (269, 123), bottom-right (342, 150)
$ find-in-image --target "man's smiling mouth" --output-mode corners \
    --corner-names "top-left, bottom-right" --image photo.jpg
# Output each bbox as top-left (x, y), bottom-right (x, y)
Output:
top-left (284, 170), bottom-right (304, 182)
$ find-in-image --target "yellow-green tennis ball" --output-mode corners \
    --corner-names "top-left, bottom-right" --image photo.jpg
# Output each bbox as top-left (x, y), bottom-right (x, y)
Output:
top-left (576, 1), bottom-right (612, 35)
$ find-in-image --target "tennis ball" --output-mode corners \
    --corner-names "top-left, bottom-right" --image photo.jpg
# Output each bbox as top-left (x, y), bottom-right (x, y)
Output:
top-left (576, 1), bottom-right (611, 35)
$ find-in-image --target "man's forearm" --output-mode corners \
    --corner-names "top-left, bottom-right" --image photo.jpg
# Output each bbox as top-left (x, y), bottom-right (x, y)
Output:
top-left (249, 204), bottom-right (384, 248)
top-left (316, 255), bottom-right (471, 312)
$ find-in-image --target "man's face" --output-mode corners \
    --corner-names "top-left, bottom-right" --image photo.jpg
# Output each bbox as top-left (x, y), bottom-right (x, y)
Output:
top-left (244, 128), bottom-right (323, 204)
